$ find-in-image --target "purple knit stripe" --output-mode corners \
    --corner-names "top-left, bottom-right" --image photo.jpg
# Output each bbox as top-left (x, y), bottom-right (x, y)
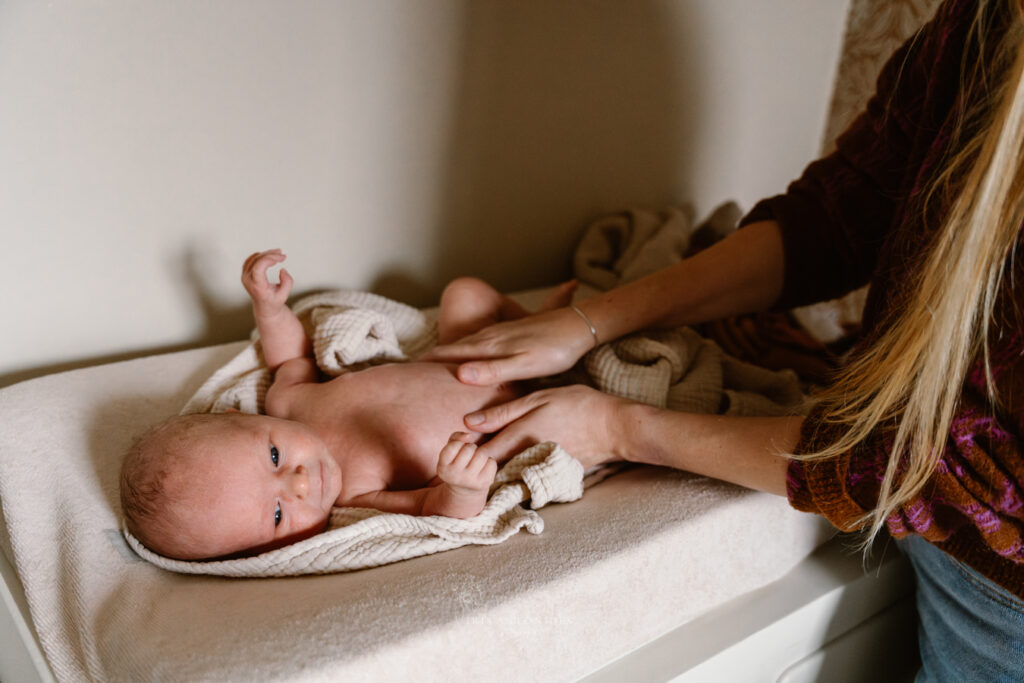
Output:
top-left (786, 460), bottom-right (807, 501)
top-left (887, 485), bottom-right (1022, 540)
top-left (999, 538), bottom-right (1024, 561)
top-left (888, 515), bottom-right (909, 535)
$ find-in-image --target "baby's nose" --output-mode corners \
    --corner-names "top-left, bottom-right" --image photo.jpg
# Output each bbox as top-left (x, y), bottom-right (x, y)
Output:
top-left (286, 465), bottom-right (310, 499)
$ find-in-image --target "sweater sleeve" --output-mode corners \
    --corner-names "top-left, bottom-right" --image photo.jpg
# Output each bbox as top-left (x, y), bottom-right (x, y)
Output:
top-left (740, 0), bottom-right (970, 310)
top-left (770, 0), bottom-right (1024, 596)
top-left (788, 343), bottom-right (1024, 569)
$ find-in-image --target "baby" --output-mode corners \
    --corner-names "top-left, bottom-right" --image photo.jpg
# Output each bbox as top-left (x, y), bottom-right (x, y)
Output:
top-left (120, 249), bottom-right (576, 561)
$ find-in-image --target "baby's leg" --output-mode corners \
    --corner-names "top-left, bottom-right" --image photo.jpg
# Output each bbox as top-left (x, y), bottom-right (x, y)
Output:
top-left (437, 277), bottom-right (578, 344)
top-left (438, 277), bottom-right (518, 344)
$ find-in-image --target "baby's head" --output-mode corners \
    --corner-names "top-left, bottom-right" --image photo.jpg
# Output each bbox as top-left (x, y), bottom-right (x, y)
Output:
top-left (120, 412), bottom-right (342, 560)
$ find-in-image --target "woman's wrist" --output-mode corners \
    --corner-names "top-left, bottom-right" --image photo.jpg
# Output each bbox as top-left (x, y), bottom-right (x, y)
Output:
top-left (612, 401), bottom-right (661, 465)
top-left (568, 304), bottom-right (601, 349)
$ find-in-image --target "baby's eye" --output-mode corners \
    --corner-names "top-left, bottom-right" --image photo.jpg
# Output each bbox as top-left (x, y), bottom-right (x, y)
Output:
top-left (270, 445), bottom-right (279, 467)
top-left (274, 502), bottom-right (282, 527)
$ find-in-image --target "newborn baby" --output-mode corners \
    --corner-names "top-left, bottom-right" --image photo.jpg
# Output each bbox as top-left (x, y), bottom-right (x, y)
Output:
top-left (120, 249), bottom-right (576, 561)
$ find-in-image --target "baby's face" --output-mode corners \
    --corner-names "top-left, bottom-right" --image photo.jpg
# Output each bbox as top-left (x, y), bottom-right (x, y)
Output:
top-left (162, 413), bottom-right (343, 559)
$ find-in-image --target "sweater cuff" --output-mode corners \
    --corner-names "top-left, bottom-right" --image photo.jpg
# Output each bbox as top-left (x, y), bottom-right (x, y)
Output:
top-left (784, 409), bottom-right (873, 531)
top-left (785, 459), bottom-right (817, 513)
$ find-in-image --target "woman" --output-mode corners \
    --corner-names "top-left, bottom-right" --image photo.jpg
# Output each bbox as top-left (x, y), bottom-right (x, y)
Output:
top-left (426, 0), bottom-right (1024, 678)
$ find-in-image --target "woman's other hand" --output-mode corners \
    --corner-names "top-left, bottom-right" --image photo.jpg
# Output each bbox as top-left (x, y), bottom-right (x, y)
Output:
top-left (468, 385), bottom-right (633, 468)
top-left (422, 307), bottom-right (598, 385)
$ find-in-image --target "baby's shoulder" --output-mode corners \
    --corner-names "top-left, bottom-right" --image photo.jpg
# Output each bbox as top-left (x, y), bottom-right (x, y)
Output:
top-left (265, 362), bottom-right (321, 418)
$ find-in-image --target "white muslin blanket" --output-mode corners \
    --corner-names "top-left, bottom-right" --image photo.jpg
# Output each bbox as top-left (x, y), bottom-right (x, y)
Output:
top-left (127, 202), bottom-right (806, 577)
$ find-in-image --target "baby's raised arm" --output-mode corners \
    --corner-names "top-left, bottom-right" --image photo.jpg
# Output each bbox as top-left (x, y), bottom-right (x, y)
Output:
top-left (241, 249), bottom-right (315, 382)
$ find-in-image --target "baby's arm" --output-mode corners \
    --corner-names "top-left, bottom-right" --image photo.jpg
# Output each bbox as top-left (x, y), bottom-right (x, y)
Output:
top-left (345, 436), bottom-right (497, 518)
top-left (241, 249), bottom-right (312, 373)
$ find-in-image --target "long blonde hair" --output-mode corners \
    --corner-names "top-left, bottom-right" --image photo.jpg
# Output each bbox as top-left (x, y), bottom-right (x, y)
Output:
top-left (799, 0), bottom-right (1024, 546)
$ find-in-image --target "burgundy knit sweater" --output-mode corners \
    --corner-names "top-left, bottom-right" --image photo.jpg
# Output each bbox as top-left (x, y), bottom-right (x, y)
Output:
top-left (741, 0), bottom-right (1024, 599)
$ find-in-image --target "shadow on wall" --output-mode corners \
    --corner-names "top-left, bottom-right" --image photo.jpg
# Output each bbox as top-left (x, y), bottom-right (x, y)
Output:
top-left (0, 244), bottom-right (272, 388)
top-left (373, 0), bottom-right (700, 303)
top-left (3, 0), bottom-right (703, 387)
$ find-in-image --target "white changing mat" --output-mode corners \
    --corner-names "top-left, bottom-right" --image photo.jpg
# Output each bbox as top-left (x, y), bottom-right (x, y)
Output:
top-left (0, 341), bottom-right (831, 682)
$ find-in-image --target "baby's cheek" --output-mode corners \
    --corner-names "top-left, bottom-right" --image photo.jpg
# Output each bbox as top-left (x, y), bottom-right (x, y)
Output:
top-left (291, 511), bottom-right (330, 542)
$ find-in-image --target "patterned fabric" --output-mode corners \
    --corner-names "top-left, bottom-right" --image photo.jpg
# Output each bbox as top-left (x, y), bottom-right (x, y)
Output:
top-left (789, 0), bottom-right (942, 346)
top-left (743, 0), bottom-right (1024, 599)
top-left (821, 0), bottom-right (944, 153)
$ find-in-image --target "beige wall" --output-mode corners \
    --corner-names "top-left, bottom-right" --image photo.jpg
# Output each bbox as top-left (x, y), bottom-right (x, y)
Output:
top-left (1, 0), bottom-right (849, 385)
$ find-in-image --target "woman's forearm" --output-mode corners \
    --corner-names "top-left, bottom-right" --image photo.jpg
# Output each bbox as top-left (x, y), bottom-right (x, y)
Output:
top-left (576, 220), bottom-right (786, 344)
top-left (618, 402), bottom-right (801, 496)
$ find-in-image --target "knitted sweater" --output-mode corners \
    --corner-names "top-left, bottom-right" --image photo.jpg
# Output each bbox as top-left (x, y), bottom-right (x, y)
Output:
top-left (741, 0), bottom-right (1024, 599)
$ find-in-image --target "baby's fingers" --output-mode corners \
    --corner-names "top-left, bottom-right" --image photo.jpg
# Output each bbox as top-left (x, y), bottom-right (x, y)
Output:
top-left (277, 267), bottom-right (294, 297)
top-left (470, 450), bottom-right (498, 480)
top-left (438, 436), bottom-right (477, 468)
top-left (242, 249), bottom-right (285, 284)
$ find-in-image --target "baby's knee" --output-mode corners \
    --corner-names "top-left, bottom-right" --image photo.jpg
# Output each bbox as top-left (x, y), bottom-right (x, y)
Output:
top-left (441, 277), bottom-right (501, 310)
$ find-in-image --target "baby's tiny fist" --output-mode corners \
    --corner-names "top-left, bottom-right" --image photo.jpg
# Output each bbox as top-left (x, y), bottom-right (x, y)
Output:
top-left (437, 439), bottom-right (497, 492)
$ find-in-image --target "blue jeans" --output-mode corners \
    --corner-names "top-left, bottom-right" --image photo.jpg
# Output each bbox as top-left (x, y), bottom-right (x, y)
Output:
top-left (898, 535), bottom-right (1024, 682)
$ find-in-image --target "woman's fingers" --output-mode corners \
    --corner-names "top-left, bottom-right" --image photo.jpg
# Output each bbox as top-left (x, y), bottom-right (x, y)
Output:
top-left (456, 356), bottom-right (533, 385)
top-left (423, 306), bottom-right (594, 386)
top-left (449, 430), bottom-right (476, 444)
top-left (420, 334), bottom-right (499, 363)
top-left (464, 392), bottom-right (542, 432)
top-left (475, 422), bottom-right (542, 464)
top-left (471, 385), bottom-right (628, 467)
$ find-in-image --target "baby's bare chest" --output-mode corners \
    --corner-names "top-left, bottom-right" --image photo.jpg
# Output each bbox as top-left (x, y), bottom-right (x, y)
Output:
top-left (309, 362), bottom-right (521, 489)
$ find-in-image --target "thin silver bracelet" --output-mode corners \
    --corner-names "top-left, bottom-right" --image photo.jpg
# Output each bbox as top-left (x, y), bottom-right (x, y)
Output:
top-left (570, 304), bottom-right (600, 348)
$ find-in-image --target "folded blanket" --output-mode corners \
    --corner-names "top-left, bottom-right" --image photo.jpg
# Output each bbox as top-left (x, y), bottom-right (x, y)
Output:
top-left (180, 289), bottom-right (438, 415)
top-left (574, 202), bottom-right (852, 384)
top-left (130, 202), bottom-right (806, 577)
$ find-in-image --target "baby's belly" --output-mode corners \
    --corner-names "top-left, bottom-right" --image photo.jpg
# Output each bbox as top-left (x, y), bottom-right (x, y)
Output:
top-left (337, 362), bottom-right (522, 487)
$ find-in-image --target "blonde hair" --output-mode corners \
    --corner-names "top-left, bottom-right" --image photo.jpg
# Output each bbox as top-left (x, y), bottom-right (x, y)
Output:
top-left (800, 0), bottom-right (1024, 546)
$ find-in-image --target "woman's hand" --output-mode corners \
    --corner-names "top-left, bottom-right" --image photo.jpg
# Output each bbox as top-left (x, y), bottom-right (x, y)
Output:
top-left (469, 385), bottom-right (634, 468)
top-left (422, 307), bottom-right (597, 385)
top-left (472, 384), bottom-right (798, 494)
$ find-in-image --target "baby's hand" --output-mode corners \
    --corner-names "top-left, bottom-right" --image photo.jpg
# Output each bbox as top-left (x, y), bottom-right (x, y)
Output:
top-left (242, 249), bottom-right (293, 318)
top-left (436, 433), bottom-right (498, 494)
